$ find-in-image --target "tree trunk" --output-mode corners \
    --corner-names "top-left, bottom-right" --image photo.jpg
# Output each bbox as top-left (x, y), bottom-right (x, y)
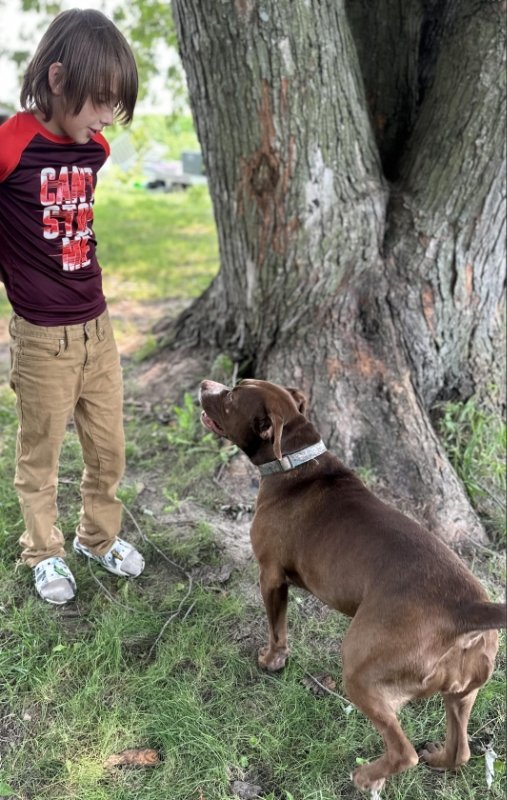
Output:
top-left (167, 0), bottom-right (506, 542)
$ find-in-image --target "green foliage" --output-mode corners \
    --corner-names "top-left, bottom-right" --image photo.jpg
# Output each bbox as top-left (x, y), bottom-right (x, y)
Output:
top-left (165, 391), bottom-right (237, 472)
top-left (438, 395), bottom-right (506, 541)
top-left (211, 353), bottom-right (236, 385)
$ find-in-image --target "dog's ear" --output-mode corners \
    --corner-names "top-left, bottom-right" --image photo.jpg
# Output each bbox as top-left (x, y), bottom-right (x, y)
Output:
top-left (286, 387), bottom-right (308, 416)
top-left (258, 413), bottom-right (284, 460)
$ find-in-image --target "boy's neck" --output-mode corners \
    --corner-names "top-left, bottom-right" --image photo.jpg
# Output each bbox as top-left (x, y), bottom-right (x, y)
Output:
top-left (33, 109), bottom-right (67, 138)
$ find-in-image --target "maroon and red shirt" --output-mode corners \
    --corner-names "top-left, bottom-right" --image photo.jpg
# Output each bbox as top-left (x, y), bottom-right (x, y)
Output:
top-left (0, 112), bottom-right (110, 325)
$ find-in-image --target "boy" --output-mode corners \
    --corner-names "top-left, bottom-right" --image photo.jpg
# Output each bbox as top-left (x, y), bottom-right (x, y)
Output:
top-left (0, 9), bottom-right (144, 603)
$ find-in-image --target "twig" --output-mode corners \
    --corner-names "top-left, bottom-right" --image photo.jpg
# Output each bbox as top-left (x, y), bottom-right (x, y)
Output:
top-left (81, 502), bottom-right (196, 661)
top-left (303, 670), bottom-right (354, 711)
top-left (474, 480), bottom-right (506, 513)
top-left (232, 362), bottom-right (239, 386)
top-left (146, 593), bottom-right (195, 661)
top-left (459, 531), bottom-right (505, 559)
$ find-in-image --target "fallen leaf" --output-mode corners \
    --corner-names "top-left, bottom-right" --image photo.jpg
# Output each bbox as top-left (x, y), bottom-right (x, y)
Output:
top-left (301, 673), bottom-right (337, 697)
top-left (485, 744), bottom-right (498, 789)
top-left (104, 748), bottom-right (160, 769)
top-left (231, 781), bottom-right (262, 799)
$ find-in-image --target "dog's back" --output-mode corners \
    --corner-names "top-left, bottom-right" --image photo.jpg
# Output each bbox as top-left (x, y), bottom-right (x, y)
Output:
top-left (253, 449), bottom-right (503, 630)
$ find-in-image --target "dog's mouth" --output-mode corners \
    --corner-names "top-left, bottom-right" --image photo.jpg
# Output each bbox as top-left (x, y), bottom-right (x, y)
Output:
top-left (201, 410), bottom-right (225, 437)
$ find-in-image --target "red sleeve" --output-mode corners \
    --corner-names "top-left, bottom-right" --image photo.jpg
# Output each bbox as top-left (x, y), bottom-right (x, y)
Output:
top-left (0, 113), bottom-right (39, 182)
top-left (93, 131), bottom-right (110, 158)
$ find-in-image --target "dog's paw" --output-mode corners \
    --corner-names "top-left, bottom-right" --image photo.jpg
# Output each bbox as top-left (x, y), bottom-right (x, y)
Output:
top-left (418, 741), bottom-right (456, 771)
top-left (351, 764), bottom-right (386, 793)
top-left (257, 646), bottom-right (288, 672)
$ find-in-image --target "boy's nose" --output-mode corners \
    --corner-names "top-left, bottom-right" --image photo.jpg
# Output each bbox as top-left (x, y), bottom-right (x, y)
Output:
top-left (100, 107), bottom-right (115, 126)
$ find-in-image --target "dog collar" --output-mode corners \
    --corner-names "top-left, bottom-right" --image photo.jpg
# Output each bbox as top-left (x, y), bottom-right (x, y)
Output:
top-left (258, 439), bottom-right (327, 476)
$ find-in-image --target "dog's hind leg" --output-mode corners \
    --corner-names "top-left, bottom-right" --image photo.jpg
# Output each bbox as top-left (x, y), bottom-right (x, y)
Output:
top-left (342, 625), bottom-right (419, 791)
top-left (258, 566), bottom-right (289, 671)
top-left (419, 689), bottom-right (478, 770)
top-left (343, 676), bottom-right (419, 791)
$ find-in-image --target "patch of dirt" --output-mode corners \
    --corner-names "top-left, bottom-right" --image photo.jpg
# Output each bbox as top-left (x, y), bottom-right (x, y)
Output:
top-left (109, 297), bottom-right (186, 356)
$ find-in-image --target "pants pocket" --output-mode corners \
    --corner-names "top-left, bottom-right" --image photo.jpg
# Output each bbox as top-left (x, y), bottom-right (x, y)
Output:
top-left (19, 336), bottom-right (65, 361)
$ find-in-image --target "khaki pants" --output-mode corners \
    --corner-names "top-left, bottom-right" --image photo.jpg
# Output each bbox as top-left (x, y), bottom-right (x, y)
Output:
top-left (9, 309), bottom-right (125, 567)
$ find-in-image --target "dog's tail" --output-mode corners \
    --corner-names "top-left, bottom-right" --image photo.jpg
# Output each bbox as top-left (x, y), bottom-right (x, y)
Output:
top-left (458, 601), bottom-right (507, 633)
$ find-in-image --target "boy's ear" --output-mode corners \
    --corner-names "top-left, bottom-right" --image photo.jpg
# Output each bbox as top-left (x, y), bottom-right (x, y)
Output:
top-left (48, 62), bottom-right (64, 95)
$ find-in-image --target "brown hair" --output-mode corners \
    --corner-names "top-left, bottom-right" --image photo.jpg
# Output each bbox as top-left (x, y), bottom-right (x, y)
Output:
top-left (20, 9), bottom-right (138, 124)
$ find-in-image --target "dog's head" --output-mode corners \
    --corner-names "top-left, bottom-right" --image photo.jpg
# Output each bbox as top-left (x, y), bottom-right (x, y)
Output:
top-left (199, 378), bottom-right (309, 464)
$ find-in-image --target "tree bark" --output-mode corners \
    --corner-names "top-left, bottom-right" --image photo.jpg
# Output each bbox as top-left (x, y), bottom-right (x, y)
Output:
top-left (167, 0), bottom-right (506, 542)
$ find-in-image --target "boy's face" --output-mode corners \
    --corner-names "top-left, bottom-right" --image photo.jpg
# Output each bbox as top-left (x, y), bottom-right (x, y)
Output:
top-left (37, 62), bottom-right (116, 144)
top-left (48, 96), bottom-right (115, 144)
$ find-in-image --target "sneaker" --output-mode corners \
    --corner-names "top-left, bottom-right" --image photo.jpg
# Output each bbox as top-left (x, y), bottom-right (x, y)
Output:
top-left (33, 557), bottom-right (76, 605)
top-left (73, 536), bottom-right (145, 578)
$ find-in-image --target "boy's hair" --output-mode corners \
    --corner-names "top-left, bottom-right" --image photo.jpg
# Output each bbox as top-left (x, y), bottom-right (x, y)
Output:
top-left (20, 9), bottom-right (138, 124)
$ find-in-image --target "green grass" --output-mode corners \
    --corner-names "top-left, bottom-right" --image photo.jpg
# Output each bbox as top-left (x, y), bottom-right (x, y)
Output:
top-left (95, 183), bottom-right (218, 303)
top-left (0, 382), bottom-right (505, 800)
top-left (438, 396), bottom-right (506, 542)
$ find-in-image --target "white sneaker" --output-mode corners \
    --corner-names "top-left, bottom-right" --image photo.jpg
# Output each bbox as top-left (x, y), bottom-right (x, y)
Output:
top-left (33, 557), bottom-right (76, 604)
top-left (73, 536), bottom-right (144, 577)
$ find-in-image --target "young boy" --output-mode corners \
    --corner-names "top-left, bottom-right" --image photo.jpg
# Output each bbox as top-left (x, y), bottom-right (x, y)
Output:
top-left (0, 9), bottom-right (145, 604)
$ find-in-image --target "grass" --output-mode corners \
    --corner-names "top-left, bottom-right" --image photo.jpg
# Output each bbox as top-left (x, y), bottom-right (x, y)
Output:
top-left (0, 117), bottom-right (505, 798)
top-left (95, 183), bottom-right (218, 303)
top-left (0, 379), bottom-right (505, 800)
top-left (437, 397), bottom-right (506, 543)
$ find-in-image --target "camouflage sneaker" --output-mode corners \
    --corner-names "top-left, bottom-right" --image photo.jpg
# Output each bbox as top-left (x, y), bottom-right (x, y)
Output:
top-left (73, 536), bottom-right (144, 578)
top-left (33, 557), bottom-right (76, 605)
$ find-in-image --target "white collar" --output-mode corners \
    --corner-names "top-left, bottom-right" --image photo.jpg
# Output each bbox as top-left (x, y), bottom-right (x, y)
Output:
top-left (258, 439), bottom-right (327, 476)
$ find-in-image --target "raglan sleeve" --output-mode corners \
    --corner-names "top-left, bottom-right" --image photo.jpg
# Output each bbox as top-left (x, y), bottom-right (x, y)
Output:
top-left (0, 114), bottom-right (27, 182)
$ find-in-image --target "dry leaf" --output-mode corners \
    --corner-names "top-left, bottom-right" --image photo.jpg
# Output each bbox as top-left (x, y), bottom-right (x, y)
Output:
top-left (231, 781), bottom-right (262, 799)
top-left (104, 747), bottom-right (160, 769)
top-left (301, 672), bottom-right (337, 697)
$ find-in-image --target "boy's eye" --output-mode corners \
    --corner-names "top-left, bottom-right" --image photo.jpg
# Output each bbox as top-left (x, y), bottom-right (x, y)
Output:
top-left (97, 95), bottom-right (117, 108)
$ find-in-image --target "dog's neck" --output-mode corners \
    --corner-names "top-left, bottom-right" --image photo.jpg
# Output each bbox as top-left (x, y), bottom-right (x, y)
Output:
top-left (257, 439), bottom-right (327, 476)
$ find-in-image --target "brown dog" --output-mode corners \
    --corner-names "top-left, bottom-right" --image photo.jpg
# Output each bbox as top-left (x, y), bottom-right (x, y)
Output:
top-left (199, 378), bottom-right (506, 792)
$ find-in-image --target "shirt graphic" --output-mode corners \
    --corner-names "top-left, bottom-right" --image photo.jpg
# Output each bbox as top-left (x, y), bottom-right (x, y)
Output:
top-left (40, 165), bottom-right (95, 271)
top-left (0, 112), bottom-right (110, 325)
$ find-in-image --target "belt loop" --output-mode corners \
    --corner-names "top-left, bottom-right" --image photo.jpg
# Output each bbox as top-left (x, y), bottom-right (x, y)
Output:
top-left (63, 326), bottom-right (69, 351)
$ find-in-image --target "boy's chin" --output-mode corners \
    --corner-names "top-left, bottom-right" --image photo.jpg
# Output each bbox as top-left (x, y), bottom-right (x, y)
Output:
top-left (71, 129), bottom-right (94, 144)
top-left (73, 135), bottom-right (91, 145)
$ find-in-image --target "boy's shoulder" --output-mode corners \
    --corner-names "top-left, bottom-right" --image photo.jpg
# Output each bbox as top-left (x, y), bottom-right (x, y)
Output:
top-left (0, 112), bottom-right (43, 181)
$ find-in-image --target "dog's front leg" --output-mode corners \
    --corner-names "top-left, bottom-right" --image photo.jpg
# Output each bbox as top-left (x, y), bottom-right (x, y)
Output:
top-left (258, 568), bottom-right (289, 671)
